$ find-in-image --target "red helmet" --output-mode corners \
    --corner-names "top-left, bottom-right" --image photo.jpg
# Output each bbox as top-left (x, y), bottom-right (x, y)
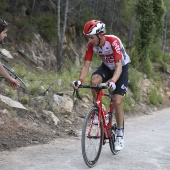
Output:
top-left (83, 20), bottom-right (106, 35)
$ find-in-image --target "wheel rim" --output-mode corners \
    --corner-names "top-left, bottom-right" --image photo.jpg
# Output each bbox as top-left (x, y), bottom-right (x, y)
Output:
top-left (82, 108), bottom-right (103, 167)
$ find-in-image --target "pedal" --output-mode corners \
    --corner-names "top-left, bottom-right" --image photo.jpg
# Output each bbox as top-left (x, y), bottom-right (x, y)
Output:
top-left (111, 123), bottom-right (117, 131)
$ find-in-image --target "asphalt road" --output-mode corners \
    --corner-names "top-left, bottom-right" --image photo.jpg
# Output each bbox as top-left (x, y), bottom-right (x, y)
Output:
top-left (0, 108), bottom-right (170, 170)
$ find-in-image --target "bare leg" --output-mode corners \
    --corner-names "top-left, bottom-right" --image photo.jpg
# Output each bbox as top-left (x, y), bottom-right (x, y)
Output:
top-left (90, 74), bottom-right (102, 102)
top-left (114, 94), bottom-right (124, 128)
top-left (114, 93), bottom-right (125, 150)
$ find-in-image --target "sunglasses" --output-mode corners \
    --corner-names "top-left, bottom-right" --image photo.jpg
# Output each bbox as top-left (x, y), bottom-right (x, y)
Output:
top-left (0, 20), bottom-right (8, 30)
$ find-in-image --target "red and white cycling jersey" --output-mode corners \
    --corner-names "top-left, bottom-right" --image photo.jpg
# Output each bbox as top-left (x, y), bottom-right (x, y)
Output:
top-left (84, 35), bottom-right (131, 70)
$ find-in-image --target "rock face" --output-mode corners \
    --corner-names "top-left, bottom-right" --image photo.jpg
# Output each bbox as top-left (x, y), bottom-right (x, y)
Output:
top-left (50, 94), bottom-right (73, 116)
top-left (14, 24), bottom-right (86, 70)
top-left (43, 110), bottom-right (60, 126)
top-left (0, 94), bottom-right (28, 110)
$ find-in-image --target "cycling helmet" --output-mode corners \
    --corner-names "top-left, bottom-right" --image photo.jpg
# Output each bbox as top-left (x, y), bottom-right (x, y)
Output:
top-left (83, 20), bottom-right (106, 35)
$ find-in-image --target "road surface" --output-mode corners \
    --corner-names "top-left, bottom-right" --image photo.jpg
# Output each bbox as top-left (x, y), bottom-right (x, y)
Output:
top-left (0, 108), bottom-right (170, 170)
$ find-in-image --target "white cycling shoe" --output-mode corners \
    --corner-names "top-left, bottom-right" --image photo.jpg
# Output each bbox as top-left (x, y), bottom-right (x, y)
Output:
top-left (114, 136), bottom-right (124, 150)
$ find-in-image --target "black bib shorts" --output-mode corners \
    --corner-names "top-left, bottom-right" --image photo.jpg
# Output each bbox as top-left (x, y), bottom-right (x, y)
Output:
top-left (92, 63), bottom-right (129, 96)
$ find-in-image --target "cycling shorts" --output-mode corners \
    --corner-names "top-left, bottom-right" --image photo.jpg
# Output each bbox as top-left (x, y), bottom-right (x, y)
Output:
top-left (92, 63), bottom-right (129, 96)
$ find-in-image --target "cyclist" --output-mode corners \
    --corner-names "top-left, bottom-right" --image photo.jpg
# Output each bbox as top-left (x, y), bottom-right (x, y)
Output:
top-left (0, 19), bottom-right (19, 89)
top-left (73, 20), bottom-right (130, 150)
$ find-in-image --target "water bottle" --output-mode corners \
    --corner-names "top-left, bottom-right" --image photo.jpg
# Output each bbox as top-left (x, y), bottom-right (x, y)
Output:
top-left (103, 109), bottom-right (109, 125)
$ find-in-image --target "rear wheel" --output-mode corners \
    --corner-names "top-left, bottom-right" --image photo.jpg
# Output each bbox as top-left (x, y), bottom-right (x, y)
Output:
top-left (81, 107), bottom-right (104, 168)
top-left (109, 123), bottom-right (119, 155)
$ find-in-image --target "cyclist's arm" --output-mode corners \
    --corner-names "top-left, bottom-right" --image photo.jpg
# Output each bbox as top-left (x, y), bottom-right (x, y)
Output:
top-left (79, 60), bottom-right (91, 81)
top-left (111, 61), bottom-right (122, 83)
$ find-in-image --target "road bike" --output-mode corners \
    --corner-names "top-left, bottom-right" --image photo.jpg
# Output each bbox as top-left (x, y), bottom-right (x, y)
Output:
top-left (74, 83), bottom-right (124, 168)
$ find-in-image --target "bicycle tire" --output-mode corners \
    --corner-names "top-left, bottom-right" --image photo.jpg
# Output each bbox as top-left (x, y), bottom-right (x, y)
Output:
top-left (3, 65), bottom-right (27, 91)
top-left (109, 119), bottom-right (124, 154)
top-left (109, 123), bottom-right (119, 155)
top-left (81, 107), bottom-right (104, 168)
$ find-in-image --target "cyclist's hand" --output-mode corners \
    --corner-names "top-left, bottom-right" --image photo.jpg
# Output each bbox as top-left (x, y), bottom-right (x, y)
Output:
top-left (72, 80), bottom-right (82, 90)
top-left (108, 80), bottom-right (116, 91)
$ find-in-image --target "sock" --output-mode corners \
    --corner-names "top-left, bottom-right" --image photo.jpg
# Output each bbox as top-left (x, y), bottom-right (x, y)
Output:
top-left (117, 127), bottom-right (123, 137)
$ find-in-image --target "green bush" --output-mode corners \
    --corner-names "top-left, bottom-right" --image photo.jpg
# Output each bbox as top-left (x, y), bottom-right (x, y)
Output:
top-left (142, 57), bottom-right (153, 78)
top-left (123, 96), bottom-right (133, 112)
top-left (75, 7), bottom-right (99, 32)
top-left (35, 14), bottom-right (58, 44)
top-left (128, 47), bottom-right (140, 69)
top-left (148, 87), bottom-right (163, 105)
top-left (162, 52), bottom-right (170, 62)
top-left (0, 0), bottom-right (8, 10)
top-left (128, 68), bottom-right (141, 102)
top-left (159, 61), bottom-right (168, 73)
top-left (20, 94), bottom-right (30, 104)
top-left (150, 43), bottom-right (163, 63)
top-left (28, 81), bottom-right (40, 96)
top-left (6, 86), bottom-right (17, 99)
top-left (14, 19), bottom-right (36, 42)
top-left (153, 72), bottom-right (162, 83)
top-left (13, 64), bottom-right (28, 78)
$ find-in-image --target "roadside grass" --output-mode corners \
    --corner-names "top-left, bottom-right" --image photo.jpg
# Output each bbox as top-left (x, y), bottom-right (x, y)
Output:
top-left (128, 67), bottom-right (141, 102)
top-left (5, 57), bottom-right (165, 111)
top-left (9, 62), bottom-right (138, 111)
top-left (147, 87), bottom-right (163, 105)
top-left (123, 95), bottom-right (134, 112)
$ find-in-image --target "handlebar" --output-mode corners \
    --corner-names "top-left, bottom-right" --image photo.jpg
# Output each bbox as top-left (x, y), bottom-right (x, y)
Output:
top-left (78, 83), bottom-right (108, 90)
top-left (73, 83), bottom-right (114, 101)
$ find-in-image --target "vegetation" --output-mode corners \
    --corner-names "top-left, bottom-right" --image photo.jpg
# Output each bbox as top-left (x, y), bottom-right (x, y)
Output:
top-left (135, 0), bottom-right (166, 77)
top-left (128, 68), bottom-right (141, 102)
top-left (0, 0), bottom-right (170, 111)
top-left (148, 87), bottom-right (163, 105)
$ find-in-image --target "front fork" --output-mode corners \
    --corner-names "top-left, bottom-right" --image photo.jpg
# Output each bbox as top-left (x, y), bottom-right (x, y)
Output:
top-left (103, 111), bottom-right (114, 145)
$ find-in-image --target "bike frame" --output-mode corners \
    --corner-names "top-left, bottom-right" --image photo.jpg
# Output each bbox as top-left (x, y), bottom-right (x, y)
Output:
top-left (73, 84), bottom-right (115, 139)
top-left (95, 89), bottom-right (115, 139)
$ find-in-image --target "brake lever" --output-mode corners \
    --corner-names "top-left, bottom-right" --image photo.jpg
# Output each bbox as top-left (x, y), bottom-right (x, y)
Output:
top-left (73, 89), bottom-right (82, 100)
top-left (76, 90), bottom-right (82, 100)
top-left (73, 81), bottom-right (82, 100)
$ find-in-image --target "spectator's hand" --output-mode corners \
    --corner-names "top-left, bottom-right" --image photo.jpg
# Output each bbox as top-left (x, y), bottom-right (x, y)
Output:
top-left (108, 80), bottom-right (116, 91)
top-left (72, 80), bottom-right (82, 90)
top-left (6, 77), bottom-right (20, 90)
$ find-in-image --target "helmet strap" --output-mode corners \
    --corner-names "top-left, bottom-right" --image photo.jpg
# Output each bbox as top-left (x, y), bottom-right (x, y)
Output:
top-left (96, 34), bottom-right (101, 46)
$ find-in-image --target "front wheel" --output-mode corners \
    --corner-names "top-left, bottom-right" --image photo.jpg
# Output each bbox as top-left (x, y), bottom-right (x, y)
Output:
top-left (81, 107), bottom-right (104, 168)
